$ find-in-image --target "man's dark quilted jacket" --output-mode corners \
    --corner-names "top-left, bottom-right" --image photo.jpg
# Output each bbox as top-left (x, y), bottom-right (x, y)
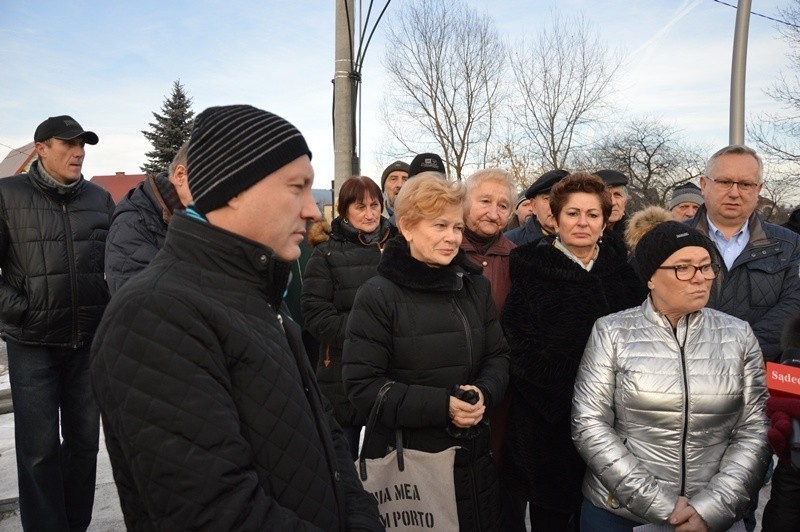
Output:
top-left (688, 205), bottom-right (800, 361)
top-left (0, 160), bottom-right (115, 347)
top-left (105, 177), bottom-right (168, 295)
top-left (90, 213), bottom-right (382, 531)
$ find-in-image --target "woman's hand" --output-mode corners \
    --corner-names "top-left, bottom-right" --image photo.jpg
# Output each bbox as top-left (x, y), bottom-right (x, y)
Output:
top-left (669, 496), bottom-right (709, 532)
top-left (448, 385), bottom-right (486, 428)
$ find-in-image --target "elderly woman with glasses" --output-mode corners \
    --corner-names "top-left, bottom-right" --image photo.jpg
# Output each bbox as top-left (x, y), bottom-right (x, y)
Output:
top-left (572, 220), bottom-right (771, 532)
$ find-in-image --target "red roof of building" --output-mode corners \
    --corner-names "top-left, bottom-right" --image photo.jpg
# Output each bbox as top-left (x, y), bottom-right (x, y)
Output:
top-left (91, 172), bottom-right (146, 203)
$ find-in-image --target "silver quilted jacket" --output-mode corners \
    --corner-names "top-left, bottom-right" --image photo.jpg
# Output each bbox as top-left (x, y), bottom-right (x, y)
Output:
top-left (571, 297), bottom-right (770, 531)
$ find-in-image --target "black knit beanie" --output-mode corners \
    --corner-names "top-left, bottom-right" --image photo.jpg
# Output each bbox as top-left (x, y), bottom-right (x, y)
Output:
top-left (634, 221), bottom-right (716, 283)
top-left (187, 105), bottom-right (312, 214)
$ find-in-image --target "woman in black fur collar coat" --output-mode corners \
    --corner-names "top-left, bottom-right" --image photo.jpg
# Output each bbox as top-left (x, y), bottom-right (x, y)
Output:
top-left (501, 173), bottom-right (645, 531)
top-left (343, 174), bottom-right (510, 531)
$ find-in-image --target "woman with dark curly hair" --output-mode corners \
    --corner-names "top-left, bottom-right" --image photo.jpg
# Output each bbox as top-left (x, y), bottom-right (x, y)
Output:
top-left (501, 172), bottom-right (645, 530)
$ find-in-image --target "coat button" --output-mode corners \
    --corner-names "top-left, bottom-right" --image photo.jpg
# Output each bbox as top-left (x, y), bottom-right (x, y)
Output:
top-left (334, 471), bottom-right (341, 481)
top-left (259, 254), bottom-right (268, 264)
top-left (482, 261), bottom-right (488, 266)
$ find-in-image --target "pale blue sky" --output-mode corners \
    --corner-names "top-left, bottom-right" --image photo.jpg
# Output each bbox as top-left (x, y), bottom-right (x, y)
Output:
top-left (0, 0), bottom-right (792, 185)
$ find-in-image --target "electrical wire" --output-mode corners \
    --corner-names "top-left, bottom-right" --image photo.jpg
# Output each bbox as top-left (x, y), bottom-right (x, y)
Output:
top-left (711, 0), bottom-right (800, 30)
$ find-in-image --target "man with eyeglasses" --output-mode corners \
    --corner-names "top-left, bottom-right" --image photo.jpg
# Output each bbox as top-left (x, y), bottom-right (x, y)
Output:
top-left (688, 144), bottom-right (800, 363)
top-left (688, 144), bottom-right (800, 532)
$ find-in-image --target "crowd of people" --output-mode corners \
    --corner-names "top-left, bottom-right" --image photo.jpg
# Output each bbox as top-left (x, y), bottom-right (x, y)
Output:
top-left (1, 107), bottom-right (799, 531)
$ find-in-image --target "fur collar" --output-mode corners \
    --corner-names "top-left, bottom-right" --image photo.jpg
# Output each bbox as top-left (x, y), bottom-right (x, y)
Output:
top-left (378, 235), bottom-right (482, 291)
top-left (307, 216), bottom-right (395, 248)
top-left (511, 236), bottom-right (630, 283)
top-left (307, 219), bottom-right (331, 247)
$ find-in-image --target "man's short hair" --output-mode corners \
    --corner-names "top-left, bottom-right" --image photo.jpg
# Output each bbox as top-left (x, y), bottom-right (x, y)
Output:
top-left (705, 144), bottom-right (763, 182)
top-left (169, 140), bottom-right (190, 177)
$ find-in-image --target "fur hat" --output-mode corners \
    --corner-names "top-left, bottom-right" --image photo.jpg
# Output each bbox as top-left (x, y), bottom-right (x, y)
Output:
top-left (624, 206), bottom-right (673, 253)
top-left (408, 153), bottom-right (446, 178)
top-left (668, 182), bottom-right (704, 210)
top-left (634, 220), bottom-right (716, 283)
top-left (380, 160), bottom-right (410, 190)
top-left (187, 104), bottom-right (311, 214)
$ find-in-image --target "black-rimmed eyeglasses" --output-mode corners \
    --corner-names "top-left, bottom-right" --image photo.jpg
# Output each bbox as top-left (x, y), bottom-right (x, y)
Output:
top-left (657, 263), bottom-right (720, 280)
top-left (705, 176), bottom-right (761, 192)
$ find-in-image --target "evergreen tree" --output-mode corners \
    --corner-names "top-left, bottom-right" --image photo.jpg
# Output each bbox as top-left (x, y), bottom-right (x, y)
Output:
top-left (141, 80), bottom-right (194, 174)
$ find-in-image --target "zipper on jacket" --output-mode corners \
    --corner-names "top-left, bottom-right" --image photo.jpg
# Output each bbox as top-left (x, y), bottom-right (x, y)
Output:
top-left (452, 298), bottom-right (473, 374)
top-left (467, 447), bottom-right (482, 530)
top-left (675, 320), bottom-right (690, 495)
top-left (62, 202), bottom-right (79, 347)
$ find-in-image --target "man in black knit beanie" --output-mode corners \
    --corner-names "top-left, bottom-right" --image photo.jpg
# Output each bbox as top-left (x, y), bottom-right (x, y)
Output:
top-left (91, 104), bottom-right (383, 531)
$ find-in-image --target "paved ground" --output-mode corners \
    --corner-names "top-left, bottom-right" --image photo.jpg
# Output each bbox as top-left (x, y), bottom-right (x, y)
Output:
top-left (0, 342), bottom-right (125, 530)
top-left (0, 342), bottom-right (774, 530)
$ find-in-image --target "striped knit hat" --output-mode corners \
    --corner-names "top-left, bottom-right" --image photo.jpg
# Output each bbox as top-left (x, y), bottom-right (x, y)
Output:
top-left (187, 105), bottom-right (312, 214)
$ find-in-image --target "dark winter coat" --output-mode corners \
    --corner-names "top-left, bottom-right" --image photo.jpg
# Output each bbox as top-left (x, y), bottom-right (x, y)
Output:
top-left (461, 232), bottom-right (516, 467)
top-left (0, 160), bottom-right (115, 347)
top-left (501, 236), bottom-right (645, 513)
top-left (105, 176), bottom-right (171, 295)
top-left (783, 207), bottom-right (800, 235)
top-left (688, 205), bottom-right (800, 361)
top-left (301, 216), bottom-right (395, 427)
top-left (343, 235), bottom-right (510, 532)
top-left (90, 213), bottom-right (382, 532)
top-left (504, 215), bottom-right (546, 246)
top-left (606, 213), bottom-right (630, 241)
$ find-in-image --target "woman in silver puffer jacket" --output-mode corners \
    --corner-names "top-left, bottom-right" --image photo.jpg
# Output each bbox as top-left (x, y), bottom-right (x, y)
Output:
top-left (572, 219), bottom-right (771, 532)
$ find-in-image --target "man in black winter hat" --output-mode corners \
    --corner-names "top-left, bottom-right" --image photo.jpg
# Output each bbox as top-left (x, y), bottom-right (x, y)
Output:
top-left (380, 160), bottom-right (409, 218)
top-left (91, 104), bottom-right (382, 531)
top-left (504, 169), bottom-right (568, 246)
top-left (596, 169), bottom-right (630, 239)
top-left (408, 152), bottom-right (446, 177)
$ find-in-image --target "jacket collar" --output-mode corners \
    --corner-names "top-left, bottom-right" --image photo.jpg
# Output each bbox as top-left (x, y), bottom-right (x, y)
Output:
top-left (690, 204), bottom-right (768, 247)
top-left (378, 234), bottom-right (481, 292)
top-left (461, 232), bottom-right (515, 256)
top-left (164, 212), bottom-right (291, 308)
top-left (28, 160), bottom-right (86, 199)
top-left (330, 215), bottom-right (394, 247)
top-left (512, 235), bottom-right (628, 281)
top-left (641, 293), bottom-right (703, 332)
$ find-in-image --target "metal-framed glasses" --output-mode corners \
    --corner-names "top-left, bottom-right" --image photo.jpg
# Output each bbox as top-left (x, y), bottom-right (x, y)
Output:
top-left (705, 175), bottom-right (761, 192)
top-left (657, 263), bottom-right (720, 281)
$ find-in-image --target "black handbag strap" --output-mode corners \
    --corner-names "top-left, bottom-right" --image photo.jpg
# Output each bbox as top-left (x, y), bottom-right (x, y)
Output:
top-left (359, 380), bottom-right (406, 480)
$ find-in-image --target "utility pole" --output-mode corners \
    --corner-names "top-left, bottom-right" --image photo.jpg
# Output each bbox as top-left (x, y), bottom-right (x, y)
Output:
top-left (333, 0), bottom-right (359, 201)
top-left (730, 0), bottom-right (752, 145)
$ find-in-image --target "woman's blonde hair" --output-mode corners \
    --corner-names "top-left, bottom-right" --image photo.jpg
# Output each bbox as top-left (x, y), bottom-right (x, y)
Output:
top-left (394, 172), bottom-right (465, 229)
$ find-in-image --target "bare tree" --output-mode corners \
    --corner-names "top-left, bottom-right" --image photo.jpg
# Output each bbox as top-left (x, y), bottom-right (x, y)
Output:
top-left (486, 120), bottom-right (541, 189)
top-left (760, 156), bottom-right (800, 216)
top-left (509, 13), bottom-right (620, 170)
top-left (747, 0), bottom-right (800, 207)
top-left (380, 0), bottom-right (505, 180)
top-left (575, 117), bottom-right (706, 213)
